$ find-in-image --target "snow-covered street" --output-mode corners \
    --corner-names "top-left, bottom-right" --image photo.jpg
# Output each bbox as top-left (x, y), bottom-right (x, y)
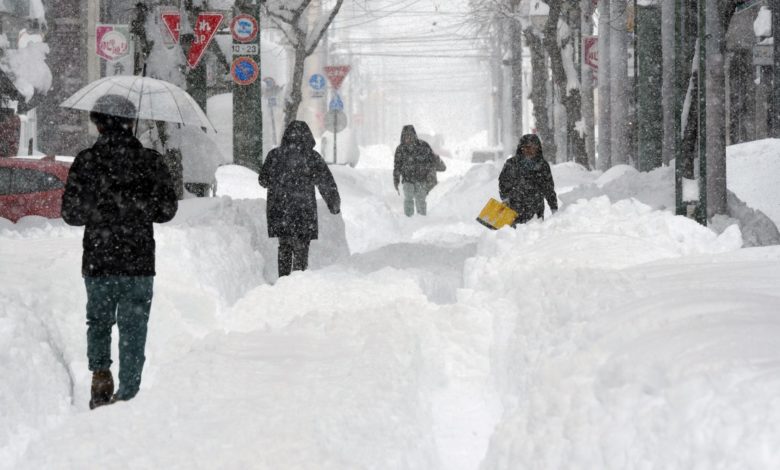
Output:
top-left (3, 141), bottom-right (780, 469)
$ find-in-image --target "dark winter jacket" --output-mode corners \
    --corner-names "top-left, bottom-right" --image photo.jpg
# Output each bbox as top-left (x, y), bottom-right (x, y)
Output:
top-left (259, 121), bottom-right (341, 240)
top-left (498, 149), bottom-right (557, 224)
top-left (393, 125), bottom-right (444, 187)
top-left (62, 130), bottom-right (178, 277)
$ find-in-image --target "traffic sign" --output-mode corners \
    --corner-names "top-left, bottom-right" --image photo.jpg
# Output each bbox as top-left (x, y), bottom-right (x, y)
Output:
top-left (584, 36), bottom-right (598, 70)
top-left (309, 74), bottom-right (326, 91)
top-left (187, 12), bottom-right (223, 69)
top-left (231, 14), bottom-right (258, 43)
top-left (231, 57), bottom-right (259, 85)
top-left (96, 24), bottom-right (131, 62)
top-left (161, 11), bottom-right (180, 44)
top-left (324, 66), bottom-right (351, 90)
top-left (324, 110), bottom-right (347, 134)
top-left (232, 43), bottom-right (259, 55)
top-left (329, 93), bottom-right (344, 112)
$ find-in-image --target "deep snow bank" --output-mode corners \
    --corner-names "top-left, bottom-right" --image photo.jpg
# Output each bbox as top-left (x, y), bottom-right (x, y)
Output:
top-left (0, 197), bottom-right (348, 466)
top-left (561, 163), bottom-right (780, 246)
top-left (461, 197), bottom-right (780, 469)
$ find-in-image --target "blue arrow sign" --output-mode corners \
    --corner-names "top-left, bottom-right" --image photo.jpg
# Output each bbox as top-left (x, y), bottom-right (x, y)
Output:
top-left (309, 73), bottom-right (326, 91)
top-left (329, 93), bottom-right (344, 111)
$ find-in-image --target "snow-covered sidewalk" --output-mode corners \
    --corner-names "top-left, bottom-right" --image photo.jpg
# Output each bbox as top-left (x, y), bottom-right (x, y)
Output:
top-left (3, 143), bottom-right (780, 469)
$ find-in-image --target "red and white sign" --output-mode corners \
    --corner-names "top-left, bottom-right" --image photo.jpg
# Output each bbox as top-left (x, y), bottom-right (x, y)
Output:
top-left (231, 14), bottom-right (258, 43)
top-left (187, 12), bottom-right (223, 69)
top-left (584, 36), bottom-right (598, 70)
top-left (324, 65), bottom-right (351, 90)
top-left (96, 25), bottom-right (130, 62)
top-left (161, 11), bottom-right (181, 44)
top-left (231, 57), bottom-right (259, 86)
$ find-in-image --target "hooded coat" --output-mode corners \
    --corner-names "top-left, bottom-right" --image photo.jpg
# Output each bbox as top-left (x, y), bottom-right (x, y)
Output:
top-left (498, 135), bottom-right (558, 224)
top-left (62, 130), bottom-right (178, 276)
top-left (393, 125), bottom-right (443, 188)
top-left (259, 121), bottom-right (341, 240)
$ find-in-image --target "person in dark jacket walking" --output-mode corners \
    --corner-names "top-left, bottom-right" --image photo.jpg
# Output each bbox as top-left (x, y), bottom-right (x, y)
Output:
top-left (499, 134), bottom-right (558, 225)
top-left (62, 95), bottom-right (178, 409)
top-left (393, 125), bottom-right (446, 217)
top-left (259, 120), bottom-right (341, 278)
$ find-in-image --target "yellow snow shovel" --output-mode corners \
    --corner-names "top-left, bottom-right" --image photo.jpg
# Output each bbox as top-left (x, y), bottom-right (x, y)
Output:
top-left (476, 198), bottom-right (518, 230)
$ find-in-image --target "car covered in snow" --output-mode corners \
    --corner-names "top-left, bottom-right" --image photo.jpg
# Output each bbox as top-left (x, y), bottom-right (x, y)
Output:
top-left (0, 156), bottom-right (71, 222)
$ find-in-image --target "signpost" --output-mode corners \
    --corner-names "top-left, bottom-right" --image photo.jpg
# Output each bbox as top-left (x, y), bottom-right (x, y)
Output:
top-left (232, 5), bottom-right (262, 171)
top-left (324, 66), bottom-right (351, 165)
top-left (324, 110), bottom-right (347, 164)
top-left (187, 12), bottom-right (223, 69)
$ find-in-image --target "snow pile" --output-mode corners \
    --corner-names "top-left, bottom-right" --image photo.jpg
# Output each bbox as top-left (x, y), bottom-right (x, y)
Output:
top-left (355, 144), bottom-right (394, 169)
top-left (0, 196), bottom-right (349, 466)
top-left (560, 154), bottom-right (780, 246)
top-left (0, 42), bottom-right (52, 101)
top-left (754, 6), bottom-right (772, 38)
top-left (727, 138), bottom-right (780, 224)
top-left (463, 198), bottom-right (780, 469)
top-left (4, 136), bottom-right (780, 469)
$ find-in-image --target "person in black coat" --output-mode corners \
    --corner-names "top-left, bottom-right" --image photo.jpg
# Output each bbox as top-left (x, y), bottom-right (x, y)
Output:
top-left (62, 94), bottom-right (178, 409)
top-left (498, 134), bottom-right (558, 225)
top-left (393, 125), bottom-right (446, 216)
top-left (259, 120), bottom-right (341, 278)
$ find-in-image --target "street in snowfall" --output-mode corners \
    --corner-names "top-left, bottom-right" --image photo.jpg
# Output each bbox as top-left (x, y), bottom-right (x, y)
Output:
top-left (2, 0), bottom-right (780, 468)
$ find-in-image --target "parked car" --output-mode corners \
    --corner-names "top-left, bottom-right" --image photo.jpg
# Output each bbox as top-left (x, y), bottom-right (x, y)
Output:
top-left (0, 156), bottom-right (71, 222)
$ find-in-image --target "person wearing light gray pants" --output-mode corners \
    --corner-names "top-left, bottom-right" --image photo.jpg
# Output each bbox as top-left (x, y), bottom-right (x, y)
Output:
top-left (393, 125), bottom-right (446, 217)
top-left (403, 181), bottom-right (429, 216)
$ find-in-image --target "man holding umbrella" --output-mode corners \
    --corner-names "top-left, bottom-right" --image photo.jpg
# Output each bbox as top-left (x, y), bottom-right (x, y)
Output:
top-left (62, 95), bottom-right (178, 409)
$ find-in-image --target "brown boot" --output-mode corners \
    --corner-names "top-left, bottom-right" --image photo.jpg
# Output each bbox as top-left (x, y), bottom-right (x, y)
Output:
top-left (89, 369), bottom-right (114, 410)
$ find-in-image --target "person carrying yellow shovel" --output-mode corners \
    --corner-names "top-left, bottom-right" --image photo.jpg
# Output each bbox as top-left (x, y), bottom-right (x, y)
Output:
top-left (477, 134), bottom-right (558, 229)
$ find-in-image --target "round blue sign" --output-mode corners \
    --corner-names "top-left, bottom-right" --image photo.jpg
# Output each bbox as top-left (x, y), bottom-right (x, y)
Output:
top-left (309, 73), bottom-right (326, 91)
top-left (231, 57), bottom-right (259, 85)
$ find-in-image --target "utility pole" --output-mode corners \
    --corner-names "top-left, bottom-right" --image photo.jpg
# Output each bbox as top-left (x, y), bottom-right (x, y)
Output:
top-left (773, 0), bottom-right (780, 137)
top-left (510, 0), bottom-right (524, 149)
top-left (696, 0), bottom-right (707, 225)
top-left (233, 0), bottom-right (263, 171)
top-left (636, 2), bottom-right (663, 171)
top-left (674, 0), bottom-right (684, 216)
top-left (598, 0), bottom-right (612, 170)
top-left (581, 0), bottom-right (596, 170)
top-left (610, 0), bottom-right (630, 166)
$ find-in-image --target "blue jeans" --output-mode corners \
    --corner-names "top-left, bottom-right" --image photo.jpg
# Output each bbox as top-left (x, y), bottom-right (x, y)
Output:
top-left (85, 276), bottom-right (153, 400)
top-left (402, 182), bottom-right (428, 216)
